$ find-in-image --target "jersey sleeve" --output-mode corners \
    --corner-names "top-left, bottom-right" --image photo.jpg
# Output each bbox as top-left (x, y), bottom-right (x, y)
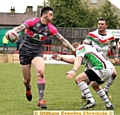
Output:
top-left (23, 18), bottom-right (39, 28)
top-left (48, 23), bottom-right (59, 36)
top-left (84, 33), bottom-right (92, 44)
top-left (109, 36), bottom-right (116, 46)
top-left (76, 45), bottom-right (86, 57)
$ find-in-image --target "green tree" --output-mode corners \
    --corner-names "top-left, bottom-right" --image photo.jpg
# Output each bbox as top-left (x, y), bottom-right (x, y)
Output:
top-left (99, 0), bottom-right (120, 28)
top-left (46, 0), bottom-right (99, 28)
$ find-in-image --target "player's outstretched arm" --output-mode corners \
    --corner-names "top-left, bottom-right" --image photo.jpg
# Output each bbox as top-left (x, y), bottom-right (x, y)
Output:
top-left (52, 54), bottom-right (75, 64)
top-left (54, 33), bottom-right (75, 53)
top-left (66, 56), bottom-right (82, 79)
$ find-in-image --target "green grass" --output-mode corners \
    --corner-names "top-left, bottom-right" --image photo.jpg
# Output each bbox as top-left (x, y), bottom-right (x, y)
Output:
top-left (0, 63), bottom-right (120, 115)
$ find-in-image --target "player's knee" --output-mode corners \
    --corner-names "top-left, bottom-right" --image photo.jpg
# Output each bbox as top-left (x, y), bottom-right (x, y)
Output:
top-left (75, 79), bottom-right (78, 85)
top-left (112, 69), bottom-right (117, 79)
top-left (75, 77), bottom-right (81, 84)
top-left (112, 73), bottom-right (116, 79)
top-left (75, 77), bottom-right (82, 85)
top-left (91, 82), bottom-right (95, 87)
top-left (37, 69), bottom-right (44, 78)
top-left (113, 67), bottom-right (117, 78)
top-left (91, 82), bottom-right (100, 91)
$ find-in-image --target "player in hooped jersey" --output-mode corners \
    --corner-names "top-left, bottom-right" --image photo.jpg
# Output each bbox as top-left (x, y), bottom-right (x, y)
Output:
top-left (82, 18), bottom-right (119, 101)
top-left (52, 42), bottom-right (115, 109)
top-left (5, 6), bottom-right (75, 108)
top-left (66, 42), bottom-right (115, 109)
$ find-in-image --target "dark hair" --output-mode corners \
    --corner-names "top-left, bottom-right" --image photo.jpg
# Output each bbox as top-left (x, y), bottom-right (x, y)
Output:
top-left (41, 6), bottom-right (53, 16)
top-left (72, 42), bottom-right (80, 48)
top-left (98, 18), bottom-right (108, 25)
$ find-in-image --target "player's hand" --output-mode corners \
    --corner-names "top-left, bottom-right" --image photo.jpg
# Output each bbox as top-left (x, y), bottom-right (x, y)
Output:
top-left (51, 54), bottom-right (61, 61)
top-left (71, 49), bottom-right (76, 56)
top-left (114, 58), bottom-right (120, 64)
top-left (66, 70), bottom-right (76, 79)
top-left (110, 58), bottom-right (120, 64)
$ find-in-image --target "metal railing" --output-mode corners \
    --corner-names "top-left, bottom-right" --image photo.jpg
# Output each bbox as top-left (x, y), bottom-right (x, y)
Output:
top-left (42, 44), bottom-right (72, 55)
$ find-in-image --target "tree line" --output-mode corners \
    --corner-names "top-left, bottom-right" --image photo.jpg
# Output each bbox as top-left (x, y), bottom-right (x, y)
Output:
top-left (45, 0), bottom-right (120, 28)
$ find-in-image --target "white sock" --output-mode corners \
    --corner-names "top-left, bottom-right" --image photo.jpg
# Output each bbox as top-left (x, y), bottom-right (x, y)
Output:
top-left (104, 77), bottom-right (114, 92)
top-left (81, 92), bottom-right (85, 97)
top-left (78, 81), bottom-right (95, 103)
top-left (97, 89), bottom-right (112, 107)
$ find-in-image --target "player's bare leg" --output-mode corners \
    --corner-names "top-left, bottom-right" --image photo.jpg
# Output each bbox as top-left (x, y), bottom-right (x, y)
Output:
top-left (32, 57), bottom-right (47, 109)
top-left (21, 64), bottom-right (32, 101)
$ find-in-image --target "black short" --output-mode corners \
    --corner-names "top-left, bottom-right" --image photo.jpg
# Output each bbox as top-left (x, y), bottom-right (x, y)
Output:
top-left (84, 69), bottom-right (104, 84)
top-left (19, 47), bottom-right (43, 65)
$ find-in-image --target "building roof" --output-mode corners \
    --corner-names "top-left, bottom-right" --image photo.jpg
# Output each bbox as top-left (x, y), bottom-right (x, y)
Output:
top-left (0, 6), bottom-right (36, 26)
top-left (0, 13), bottom-right (36, 25)
top-left (0, 1), bottom-right (120, 26)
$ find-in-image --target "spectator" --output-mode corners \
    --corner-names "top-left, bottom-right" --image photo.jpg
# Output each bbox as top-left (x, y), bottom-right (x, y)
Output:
top-left (16, 36), bottom-right (22, 51)
top-left (45, 37), bottom-right (51, 45)
top-left (45, 37), bottom-right (52, 51)
top-left (62, 47), bottom-right (68, 55)
top-left (2, 35), bottom-right (8, 51)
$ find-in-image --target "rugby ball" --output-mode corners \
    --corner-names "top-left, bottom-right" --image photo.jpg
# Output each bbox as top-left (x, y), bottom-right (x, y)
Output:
top-left (5, 30), bottom-right (19, 43)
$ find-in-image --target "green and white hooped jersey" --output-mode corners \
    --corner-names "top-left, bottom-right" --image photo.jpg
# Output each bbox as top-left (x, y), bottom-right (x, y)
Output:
top-left (84, 30), bottom-right (116, 56)
top-left (76, 44), bottom-right (114, 70)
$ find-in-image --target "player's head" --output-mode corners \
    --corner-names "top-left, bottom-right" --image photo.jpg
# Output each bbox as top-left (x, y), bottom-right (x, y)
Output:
top-left (72, 42), bottom-right (80, 49)
top-left (72, 42), bottom-right (80, 56)
top-left (41, 6), bottom-right (54, 22)
top-left (97, 18), bottom-right (108, 33)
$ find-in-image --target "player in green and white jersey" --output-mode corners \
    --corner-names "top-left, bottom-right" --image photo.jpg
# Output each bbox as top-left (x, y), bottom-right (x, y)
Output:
top-left (66, 42), bottom-right (115, 109)
top-left (52, 42), bottom-right (115, 110)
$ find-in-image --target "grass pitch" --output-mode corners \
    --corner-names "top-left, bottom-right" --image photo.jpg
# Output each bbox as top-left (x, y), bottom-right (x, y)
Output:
top-left (0, 63), bottom-right (120, 115)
